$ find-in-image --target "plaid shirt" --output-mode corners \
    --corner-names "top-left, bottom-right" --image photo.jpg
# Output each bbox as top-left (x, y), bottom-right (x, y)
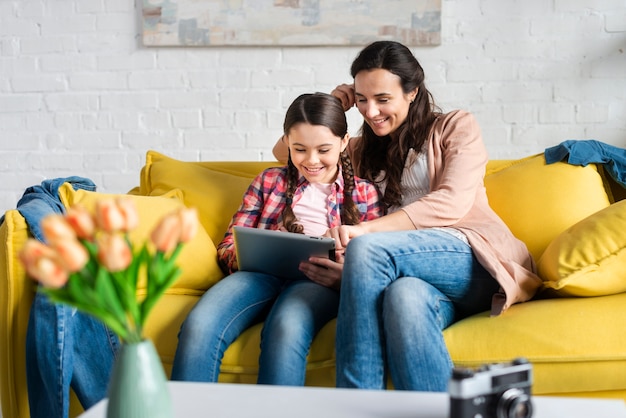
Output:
top-left (217, 166), bottom-right (384, 274)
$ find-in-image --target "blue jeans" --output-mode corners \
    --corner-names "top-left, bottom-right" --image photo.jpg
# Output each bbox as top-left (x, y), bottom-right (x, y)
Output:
top-left (170, 271), bottom-right (339, 386)
top-left (26, 290), bottom-right (119, 418)
top-left (335, 229), bottom-right (499, 391)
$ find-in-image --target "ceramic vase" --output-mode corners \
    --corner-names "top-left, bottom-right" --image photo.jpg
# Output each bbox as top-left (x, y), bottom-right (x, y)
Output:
top-left (106, 339), bottom-right (173, 418)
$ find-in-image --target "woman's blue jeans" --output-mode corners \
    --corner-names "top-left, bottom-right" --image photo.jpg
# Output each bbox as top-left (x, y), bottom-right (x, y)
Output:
top-left (170, 270), bottom-right (339, 386)
top-left (335, 229), bottom-right (499, 392)
top-left (26, 290), bottom-right (119, 418)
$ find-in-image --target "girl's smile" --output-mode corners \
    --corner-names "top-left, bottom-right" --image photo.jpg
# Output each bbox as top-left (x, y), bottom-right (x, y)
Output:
top-left (286, 123), bottom-right (349, 185)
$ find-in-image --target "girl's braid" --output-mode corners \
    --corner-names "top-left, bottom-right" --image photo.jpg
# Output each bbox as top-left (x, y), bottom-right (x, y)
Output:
top-left (281, 155), bottom-right (304, 234)
top-left (339, 150), bottom-right (361, 226)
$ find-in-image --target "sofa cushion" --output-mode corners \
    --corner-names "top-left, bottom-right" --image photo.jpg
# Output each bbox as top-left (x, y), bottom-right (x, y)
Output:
top-left (537, 199), bottom-right (626, 297)
top-left (139, 151), bottom-right (276, 245)
top-left (57, 183), bottom-right (223, 293)
top-left (444, 292), bottom-right (626, 395)
top-left (484, 153), bottom-right (611, 261)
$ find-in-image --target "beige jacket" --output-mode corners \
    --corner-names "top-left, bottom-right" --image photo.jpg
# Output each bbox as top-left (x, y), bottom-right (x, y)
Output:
top-left (349, 110), bottom-right (542, 315)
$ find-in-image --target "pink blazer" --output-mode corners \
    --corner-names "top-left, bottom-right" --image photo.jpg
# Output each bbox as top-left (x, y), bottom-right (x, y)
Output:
top-left (349, 110), bottom-right (542, 315)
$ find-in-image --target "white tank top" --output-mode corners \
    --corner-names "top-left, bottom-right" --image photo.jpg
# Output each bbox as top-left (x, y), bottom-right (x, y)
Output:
top-left (377, 146), bottom-right (469, 245)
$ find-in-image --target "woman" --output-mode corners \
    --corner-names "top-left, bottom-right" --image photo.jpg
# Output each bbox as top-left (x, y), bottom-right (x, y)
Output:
top-left (273, 41), bottom-right (542, 391)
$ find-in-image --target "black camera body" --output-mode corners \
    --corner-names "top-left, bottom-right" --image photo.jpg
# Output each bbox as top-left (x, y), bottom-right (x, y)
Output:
top-left (448, 357), bottom-right (533, 418)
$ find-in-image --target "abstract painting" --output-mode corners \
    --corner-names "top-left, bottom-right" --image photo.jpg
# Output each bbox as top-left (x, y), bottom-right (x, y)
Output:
top-left (142, 0), bottom-right (441, 46)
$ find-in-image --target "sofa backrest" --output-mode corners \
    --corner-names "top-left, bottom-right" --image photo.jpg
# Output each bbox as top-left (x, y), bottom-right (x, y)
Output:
top-left (138, 150), bottom-right (613, 263)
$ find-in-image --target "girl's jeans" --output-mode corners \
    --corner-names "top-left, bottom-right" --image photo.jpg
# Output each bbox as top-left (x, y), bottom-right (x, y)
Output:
top-left (26, 290), bottom-right (119, 418)
top-left (335, 229), bottom-right (499, 391)
top-left (171, 271), bottom-right (339, 386)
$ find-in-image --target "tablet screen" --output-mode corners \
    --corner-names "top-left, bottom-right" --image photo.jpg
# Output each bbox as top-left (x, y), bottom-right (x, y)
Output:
top-left (233, 226), bottom-right (336, 279)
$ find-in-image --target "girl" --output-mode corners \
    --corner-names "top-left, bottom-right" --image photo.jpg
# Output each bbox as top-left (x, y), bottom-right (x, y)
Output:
top-left (171, 92), bottom-right (384, 385)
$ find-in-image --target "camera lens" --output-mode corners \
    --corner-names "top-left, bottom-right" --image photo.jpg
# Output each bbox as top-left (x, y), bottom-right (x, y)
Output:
top-left (497, 388), bottom-right (533, 418)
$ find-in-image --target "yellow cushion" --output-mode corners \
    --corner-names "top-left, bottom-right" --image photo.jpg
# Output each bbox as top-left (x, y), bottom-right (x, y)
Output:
top-left (537, 199), bottom-right (626, 297)
top-left (444, 292), bottom-right (626, 395)
top-left (484, 153), bottom-right (611, 261)
top-left (57, 183), bottom-right (223, 293)
top-left (139, 151), bottom-right (262, 245)
top-left (218, 318), bottom-right (337, 387)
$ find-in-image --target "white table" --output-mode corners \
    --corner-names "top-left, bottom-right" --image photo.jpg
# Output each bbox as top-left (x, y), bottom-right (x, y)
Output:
top-left (79, 381), bottom-right (626, 418)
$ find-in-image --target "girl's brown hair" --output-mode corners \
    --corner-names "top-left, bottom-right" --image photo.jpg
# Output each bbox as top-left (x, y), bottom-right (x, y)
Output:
top-left (282, 93), bottom-right (361, 233)
top-left (349, 41), bottom-right (442, 209)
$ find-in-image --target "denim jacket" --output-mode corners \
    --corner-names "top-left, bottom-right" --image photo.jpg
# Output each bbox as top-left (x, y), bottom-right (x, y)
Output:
top-left (545, 140), bottom-right (626, 188)
top-left (0, 176), bottom-right (96, 242)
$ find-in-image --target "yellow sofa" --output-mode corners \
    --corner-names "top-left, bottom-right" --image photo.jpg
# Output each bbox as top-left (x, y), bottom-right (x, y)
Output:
top-left (2, 150), bottom-right (626, 418)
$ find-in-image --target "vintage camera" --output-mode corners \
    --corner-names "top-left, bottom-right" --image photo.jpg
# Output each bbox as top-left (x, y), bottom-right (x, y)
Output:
top-left (448, 357), bottom-right (533, 418)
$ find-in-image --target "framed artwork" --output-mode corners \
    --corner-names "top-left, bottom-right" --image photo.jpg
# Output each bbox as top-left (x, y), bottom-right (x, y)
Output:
top-left (142, 0), bottom-right (441, 47)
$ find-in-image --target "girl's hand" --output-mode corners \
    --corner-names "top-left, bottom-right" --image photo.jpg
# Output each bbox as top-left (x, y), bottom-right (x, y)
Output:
top-left (331, 84), bottom-right (356, 112)
top-left (299, 256), bottom-right (344, 290)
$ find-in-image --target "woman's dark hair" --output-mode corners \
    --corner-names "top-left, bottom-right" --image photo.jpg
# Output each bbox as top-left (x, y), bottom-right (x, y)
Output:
top-left (350, 41), bottom-right (441, 208)
top-left (281, 92), bottom-right (361, 233)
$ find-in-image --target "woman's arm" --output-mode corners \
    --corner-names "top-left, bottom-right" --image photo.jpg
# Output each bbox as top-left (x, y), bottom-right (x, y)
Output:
top-left (401, 110), bottom-right (487, 229)
top-left (331, 83), bottom-right (356, 111)
top-left (325, 210), bottom-right (414, 251)
top-left (272, 135), bottom-right (289, 164)
top-left (327, 110), bottom-right (487, 248)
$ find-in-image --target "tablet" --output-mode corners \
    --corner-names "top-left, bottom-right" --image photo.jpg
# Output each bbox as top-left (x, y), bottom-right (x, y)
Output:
top-left (233, 226), bottom-right (336, 279)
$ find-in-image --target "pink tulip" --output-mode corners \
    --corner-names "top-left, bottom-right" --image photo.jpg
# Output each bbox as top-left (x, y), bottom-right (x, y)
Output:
top-left (19, 239), bottom-right (69, 288)
top-left (116, 197), bottom-right (139, 232)
top-left (41, 215), bottom-right (76, 244)
top-left (150, 213), bottom-right (180, 253)
top-left (95, 199), bottom-right (126, 233)
top-left (53, 238), bottom-right (89, 272)
top-left (178, 208), bottom-right (198, 243)
top-left (96, 233), bottom-right (132, 272)
top-left (65, 205), bottom-right (95, 239)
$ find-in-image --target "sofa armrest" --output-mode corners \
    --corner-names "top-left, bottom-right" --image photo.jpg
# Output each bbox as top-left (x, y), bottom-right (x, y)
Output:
top-left (0, 209), bottom-right (36, 418)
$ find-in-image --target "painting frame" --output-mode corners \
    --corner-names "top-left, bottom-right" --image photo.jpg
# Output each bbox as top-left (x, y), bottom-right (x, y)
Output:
top-left (142, 0), bottom-right (442, 47)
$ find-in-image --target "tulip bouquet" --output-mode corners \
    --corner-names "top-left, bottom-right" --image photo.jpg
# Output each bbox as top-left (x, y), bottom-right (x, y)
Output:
top-left (19, 197), bottom-right (198, 344)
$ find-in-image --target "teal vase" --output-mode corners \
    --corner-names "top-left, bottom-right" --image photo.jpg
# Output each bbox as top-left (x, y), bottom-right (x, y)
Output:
top-left (106, 339), bottom-right (173, 418)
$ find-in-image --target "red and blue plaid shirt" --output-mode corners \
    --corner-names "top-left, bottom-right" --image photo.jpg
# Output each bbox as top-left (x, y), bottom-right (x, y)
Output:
top-left (217, 166), bottom-right (384, 273)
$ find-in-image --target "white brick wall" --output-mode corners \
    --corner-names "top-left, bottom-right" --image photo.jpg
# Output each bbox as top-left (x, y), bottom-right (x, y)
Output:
top-left (0, 0), bottom-right (625, 213)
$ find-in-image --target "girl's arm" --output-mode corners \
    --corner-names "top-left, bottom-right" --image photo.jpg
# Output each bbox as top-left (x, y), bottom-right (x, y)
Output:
top-left (216, 174), bottom-right (267, 273)
top-left (360, 180), bottom-right (386, 221)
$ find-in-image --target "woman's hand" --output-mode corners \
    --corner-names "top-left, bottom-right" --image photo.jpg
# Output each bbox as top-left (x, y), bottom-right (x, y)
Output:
top-left (331, 84), bottom-right (356, 112)
top-left (324, 224), bottom-right (367, 252)
top-left (272, 135), bottom-right (289, 163)
top-left (299, 255), bottom-right (344, 290)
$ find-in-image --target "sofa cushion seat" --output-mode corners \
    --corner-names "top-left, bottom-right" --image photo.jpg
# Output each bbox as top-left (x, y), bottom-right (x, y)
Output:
top-left (145, 290), bottom-right (626, 397)
top-left (141, 293), bottom-right (338, 387)
top-left (443, 291), bottom-right (626, 396)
